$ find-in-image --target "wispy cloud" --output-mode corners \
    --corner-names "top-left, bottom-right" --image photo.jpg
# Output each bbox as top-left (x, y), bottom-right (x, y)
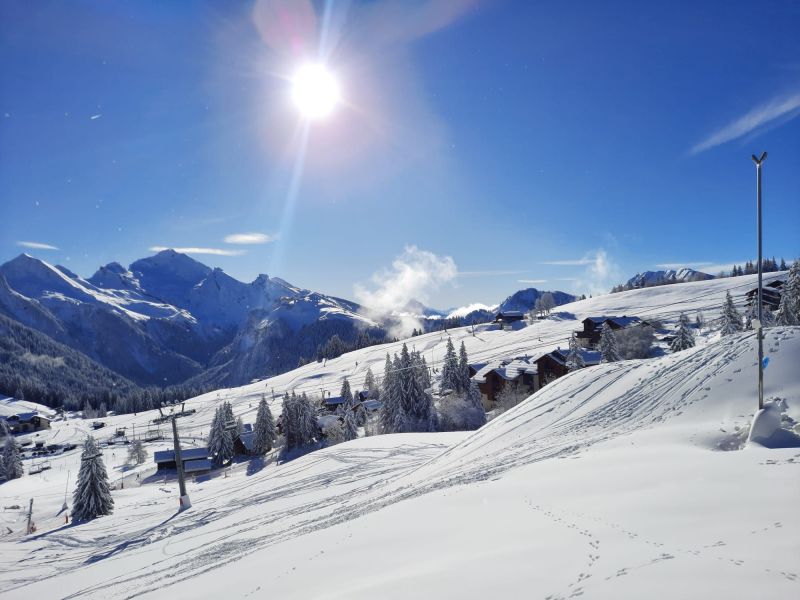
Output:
top-left (17, 241), bottom-right (59, 250)
top-left (544, 250), bottom-right (620, 295)
top-left (149, 246), bottom-right (246, 257)
top-left (691, 91), bottom-right (800, 154)
top-left (457, 269), bottom-right (528, 277)
top-left (556, 277), bottom-right (578, 282)
top-left (223, 232), bottom-right (277, 245)
top-left (517, 279), bottom-right (547, 284)
top-left (355, 245), bottom-right (457, 337)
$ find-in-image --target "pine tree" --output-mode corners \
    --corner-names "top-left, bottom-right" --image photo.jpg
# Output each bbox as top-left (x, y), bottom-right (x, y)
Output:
top-left (343, 401), bottom-right (358, 441)
top-left (670, 313), bottom-right (696, 352)
top-left (252, 395), bottom-right (276, 455)
top-left (780, 258), bottom-right (787, 271)
top-left (208, 406), bottom-right (234, 466)
top-left (565, 335), bottom-right (585, 371)
top-left (457, 341), bottom-right (470, 393)
top-left (364, 367), bottom-right (376, 398)
top-left (127, 439), bottom-right (147, 465)
top-left (465, 381), bottom-right (487, 428)
top-left (599, 322), bottom-right (620, 363)
top-left (339, 378), bottom-right (353, 406)
top-left (379, 353), bottom-right (406, 434)
top-left (782, 259), bottom-right (800, 322)
top-left (720, 291), bottom-right (743, 335)
top-left (440, 338), bottom-right (459, 394)
top-left (2, 436), bottom-right (23, 480)
top-left (72, 436), bottom-right (113, 521)
top-left (695, 311), bottom-right (705, 329)
top-left (775, 287), bottom-right (798, 326)
top-left (297, 393), bottom-right (318, 446)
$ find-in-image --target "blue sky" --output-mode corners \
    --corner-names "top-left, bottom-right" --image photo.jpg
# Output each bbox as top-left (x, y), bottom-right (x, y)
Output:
top-left (1, 0), bottom-right (798, 309)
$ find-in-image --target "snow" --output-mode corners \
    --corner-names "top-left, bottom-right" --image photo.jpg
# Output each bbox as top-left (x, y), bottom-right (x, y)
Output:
top-left (0, 275), bottom-right (798, 598)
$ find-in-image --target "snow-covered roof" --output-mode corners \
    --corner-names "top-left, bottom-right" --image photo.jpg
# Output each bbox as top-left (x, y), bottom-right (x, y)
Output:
top-left (183, 459), bottom-right (212, 473)
top-left (153, 447), bottom-right (208, 463)
top-left (472, 356), bottom-right (538, 383)
top-left (238, 431), bottom-right (255, 451)
top-left (545, 348), bottom-right (602, 366)
top-left (323, 396), bottom-right (346, 406)
top-left (1, 411), bottom-right (48, 422)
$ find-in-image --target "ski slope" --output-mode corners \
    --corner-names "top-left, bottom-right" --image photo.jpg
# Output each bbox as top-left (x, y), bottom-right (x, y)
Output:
top-left (1, 275), bottom-right (798, 599)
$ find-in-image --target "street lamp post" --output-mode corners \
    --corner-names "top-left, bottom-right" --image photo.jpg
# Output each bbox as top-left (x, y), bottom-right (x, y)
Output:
top-left (751, 151), bottom-right (767, 410)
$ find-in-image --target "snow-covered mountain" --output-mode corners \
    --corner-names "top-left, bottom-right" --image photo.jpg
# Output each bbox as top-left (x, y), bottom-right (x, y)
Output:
top-left (625, 268), bottom-right (714, 289)
top-left (0, 250), bottom-right (380, 388)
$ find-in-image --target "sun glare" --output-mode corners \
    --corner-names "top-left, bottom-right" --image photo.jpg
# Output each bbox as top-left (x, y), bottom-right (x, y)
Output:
top-left (291, 64), bottom-right (341, 120)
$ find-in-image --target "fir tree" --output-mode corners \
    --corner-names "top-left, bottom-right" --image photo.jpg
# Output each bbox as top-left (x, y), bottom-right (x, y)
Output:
top-left (465, 381), bottom-right (487, 428)
top-left (208, 406), bottom-right (234, 466)
top-left (252, 395), bottom-right (277, 455)
top-left (719, 291), bottom-right (743, 335)
top-left (780, 258), bottom-right (787, 271)
top-left (2, 436), bottom-right (23, 480)
top-left (364, 367), bottom-right (376, 398)
top-left (72, 436), bottom-right (113, 521)
top-left (695, 311), bottom-right (705, 329)
top-left (565, 335), bottom-right (585, 371)
top-left (343, 402), bottom-right (358, 441)
top-left (339, 378), bottom-right (353, 406)
top-left (127, 439), bottom-right (147, 465)
top-left (782, 259), bottom-right (800, 322)
top-left (670, 313), bottom-right (696, 352)
top-left (440, 338), bottom-right (459, 394)
top-left (379, 354), bottom-right (406, 434)
top-left (599, 322), bottom-right (620, 362)
top-left (458, 341), bottom-right (470, 393)
top-left (775, 287), bottom-right (798, 326)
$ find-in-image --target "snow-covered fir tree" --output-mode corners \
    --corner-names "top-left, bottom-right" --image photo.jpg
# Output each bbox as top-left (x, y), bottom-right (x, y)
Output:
top-left (364, 367), bottom-right (377, 398)
top-left (282, 392), bottom-right (318, 450)
top-left (2, 436), bottom-right (23, 480)
top-left (379, 354), bottom-right (406, 434)
top-left (252, 395), bottom-right (276, 455)
top-left (670, 313), bottom-right (696, 352)
top-left (719, 291), bottom-right (743, 335)
top-left (343, 401), bottom-right (358, 441)
top-left (775, 285), bottom-right (798, 326)
top-left (599, 322), bottom-right (620, 362)
top-left (458, 341), bottom-right (470, 392)
top-left (400, 344), bottom-right (437, 432)
top-left (464, 380), bottom-right (487, 428)
top-left (208, 405), bottom-right (235, 467)
top-left (440, 338), bottom-right (459, 394)
top-left (339, 377), bottom-right (353, 406)
top-left (127, 439), bottom-right (147, 465)
top-left (72, 436), bottom-right (113, 522)
top-left (565, 335), bottom-right (585, 371)
top-left (695, 311), bottom-right (705, 329)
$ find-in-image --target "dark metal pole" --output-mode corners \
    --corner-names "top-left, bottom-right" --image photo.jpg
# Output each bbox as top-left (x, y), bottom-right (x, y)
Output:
top-left (751, 152), bottom-right (767, 410)
top-left (171, 415), bottom-right (191, 509)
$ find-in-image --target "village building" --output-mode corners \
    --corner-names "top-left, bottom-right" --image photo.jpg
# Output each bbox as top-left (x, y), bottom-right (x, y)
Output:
top-left (494, 310), bottom-right (526, 327)
top-left (575, 316), bottom-right (645, 347)
top-left (0, 412), bottom-right (51, 434)
top-left (745, 280), bottom-right (784, 311)
top-left (534, 347), bottom-right (602, 388)
top-left (471, 356), bottom-right (539, 409)
top-left (153, 447), bottom-right (209, 471)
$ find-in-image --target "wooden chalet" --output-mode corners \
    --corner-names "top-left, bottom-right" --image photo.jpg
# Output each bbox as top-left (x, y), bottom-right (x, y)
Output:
top-left (745, 280), bottom-right (783, 311)
top-left (535, 347), bottom-right (602, 388)
top-left (494, 310), bottom-right (525, 326)
top-left (575, 316), bottom-right (644, 347)
top-left (153, 447), bottom-right (209, 470)
top-left (1, 412), bottom-right (51, 434)
top-left (471, 356), bottom-right (539, 408)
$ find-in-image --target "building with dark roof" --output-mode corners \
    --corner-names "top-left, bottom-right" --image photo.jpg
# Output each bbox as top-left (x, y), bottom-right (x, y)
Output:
top-left (576, 316), bottom-right (645, 347)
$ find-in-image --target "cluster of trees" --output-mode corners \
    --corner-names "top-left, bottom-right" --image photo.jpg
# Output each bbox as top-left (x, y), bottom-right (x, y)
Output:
top-left (530, 292), bottom-right (556, 319)
top-left (437, 339), bottom-right (486, 429)
top-left (1, 430), bottom-right (24, 481)
top-left (729, 258), bottom-right (786, 277)
top-left (311, 330), bottom-right (391, 364)
top-left (281, 392), bottom-right (319, 450)
top-left (775, 261), bottom-right (800, 326)
top-left (379, 344), bottom-right (437, 434)
top-left (670, 313), bottom-right (696, 352)
top-left (720, 260), bottom-right (800, 332)
top-left (208, 401), bottom-right (236, 467)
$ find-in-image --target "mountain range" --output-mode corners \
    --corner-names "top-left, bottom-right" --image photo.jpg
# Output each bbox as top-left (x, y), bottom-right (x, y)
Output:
top-left (0, 250), bottom-right (575, 399)
top-left (623, 268), bottom-right (714, 289)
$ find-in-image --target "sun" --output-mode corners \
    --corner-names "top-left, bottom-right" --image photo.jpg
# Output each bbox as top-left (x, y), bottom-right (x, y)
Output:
top-left (291, 64), bottom-right (341, 120)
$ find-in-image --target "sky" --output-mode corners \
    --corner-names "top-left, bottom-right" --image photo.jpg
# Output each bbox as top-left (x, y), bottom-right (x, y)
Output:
top-left (1, 0), bottom-right (799, 310)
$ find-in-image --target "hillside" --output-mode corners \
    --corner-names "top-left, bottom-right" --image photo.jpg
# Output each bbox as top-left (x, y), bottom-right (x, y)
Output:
top-left (0, 274), bottom-right (797, 599)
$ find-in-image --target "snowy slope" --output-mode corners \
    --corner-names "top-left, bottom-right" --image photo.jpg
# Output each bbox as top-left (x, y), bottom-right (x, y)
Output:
top-left (0, 274), bottom-right (797, 599)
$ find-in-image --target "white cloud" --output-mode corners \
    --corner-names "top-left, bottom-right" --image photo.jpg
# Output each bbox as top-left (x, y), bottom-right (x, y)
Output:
top-left (517, 279), bottom-right (547, 284)
top-left (355, 245), bottom-right (457, 337)
top-left (691, 91), bottom-right (800, 154)
top-left (17, 241), bottom-right (59, 250)
top-left (149, 246), bottom-right (246, 257)
top-left (223, 232), bottom-right (277, 245)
